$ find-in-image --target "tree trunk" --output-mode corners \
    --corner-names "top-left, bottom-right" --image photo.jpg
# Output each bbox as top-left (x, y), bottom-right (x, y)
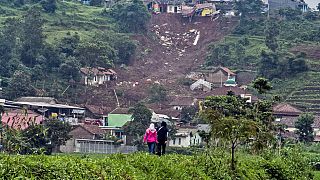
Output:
top-left (231, 143), bottom-right (235, 171)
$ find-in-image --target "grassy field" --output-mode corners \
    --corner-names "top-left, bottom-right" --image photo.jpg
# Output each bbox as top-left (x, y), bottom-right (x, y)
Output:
top-left (0, 1), bottom-right (116, 43)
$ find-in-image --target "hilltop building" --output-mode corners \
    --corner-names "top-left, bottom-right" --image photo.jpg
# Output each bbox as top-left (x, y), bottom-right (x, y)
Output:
top-left (80, 67), bottom-right (117, 86)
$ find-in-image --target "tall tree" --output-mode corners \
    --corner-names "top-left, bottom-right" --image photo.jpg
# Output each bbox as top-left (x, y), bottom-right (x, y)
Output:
top-left (76, 41), bottom-right (116, 68)
top-left (41, 0), bottom-right (57, 13)
top-left (180, 106), bottom-right (197, 123)
top-left (259, 51), bottom-right (280, 79)
top-left (20, 8), bottom-right (44, 67)
top-left (253, 77), bottom-right (272, 94)
top-left (234, 0), bottom-right (263, 19)
top-left (123, 103), bottom-right (152, 145)
top-left (265, 20), bottom-right (280, 52)
top-left (295, 113), bottom-right (314, 143)
top-left (5, 70), bottom-right (35, 100)
top-left (210, 116), bottom-right (258, 170)
top-left (110, 0), bottom-right (150, 33)
top-left (44, 119), bottom-right (71, 153)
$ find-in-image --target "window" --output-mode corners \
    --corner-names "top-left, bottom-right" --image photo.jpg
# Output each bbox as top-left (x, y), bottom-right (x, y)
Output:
top-left (94, 76), bottom-right (97, 82)
top-left (178, 138), bottom-right (181, 145)
top-left (173, 138), bottom-right (176, 145)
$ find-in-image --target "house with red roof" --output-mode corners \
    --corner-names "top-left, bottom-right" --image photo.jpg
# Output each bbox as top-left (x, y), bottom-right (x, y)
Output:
top-left (80, 67), bottom-right (117, 86)
top-left (1, 109), bottom-right (43, 130)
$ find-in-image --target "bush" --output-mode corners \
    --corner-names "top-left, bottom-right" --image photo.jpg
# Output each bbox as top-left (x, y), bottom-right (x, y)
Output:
top-left (0, 149), bottom-right (313, 179)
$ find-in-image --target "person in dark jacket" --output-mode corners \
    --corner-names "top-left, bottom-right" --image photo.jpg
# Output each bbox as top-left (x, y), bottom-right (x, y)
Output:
top-left (156, 121), bottom-right (168, 156)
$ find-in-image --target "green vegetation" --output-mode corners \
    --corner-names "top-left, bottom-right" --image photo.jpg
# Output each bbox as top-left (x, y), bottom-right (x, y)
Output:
top-left (2, 119), bottom-right (71, 155)
top-left (0, 149), bottom-right (314, 179)
top-left (0, 0), bottom-right (148, 101)
top-left (295, 113), bottom-right (315, 143)
top-left (205, 3), bottom-right (320, 110)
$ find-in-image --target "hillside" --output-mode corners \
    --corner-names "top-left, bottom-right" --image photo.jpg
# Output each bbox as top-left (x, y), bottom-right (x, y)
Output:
top-left (116, 14), bottom-right (238, 96)
top-left (0, 0), bottom-right (320, 114)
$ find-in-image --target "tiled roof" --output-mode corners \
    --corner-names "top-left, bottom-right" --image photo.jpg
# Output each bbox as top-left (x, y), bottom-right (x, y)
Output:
top-left (79, 124), bottom-right (105, 135)
top-left (1, 109), bottom-right (43, 130)
top-left (16, 97), bottom-right (57, 104)
top-left (197, 86), bottom-right (248, 99)
top-left (169, 96), bottom-right (195, 106)
top-left (273, 103), bottom-right (302, 116)
top-left (275, 115), bottom-right (320, 129)
top-left (80, 67), bottom-right (116, 76)
top-left (154, 108), bottom-right (181, 118)
top-left (85, 105), bottom-right (113, 115)
top-left (109, 108), bottom-right (130, 114)
top-left (219, 67), bottom-right (236, 76)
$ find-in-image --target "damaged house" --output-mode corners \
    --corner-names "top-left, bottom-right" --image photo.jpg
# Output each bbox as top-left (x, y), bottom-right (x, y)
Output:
top-left (80, 67), bottom-right (117, 86)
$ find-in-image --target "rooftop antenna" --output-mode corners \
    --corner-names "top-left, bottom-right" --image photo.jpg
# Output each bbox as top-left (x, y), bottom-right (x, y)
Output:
top-left (113, 89), bottom-right (120, 108)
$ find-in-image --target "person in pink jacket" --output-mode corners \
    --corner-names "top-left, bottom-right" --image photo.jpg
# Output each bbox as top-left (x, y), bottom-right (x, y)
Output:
top-left (143, 123), bottom-right (158, 154)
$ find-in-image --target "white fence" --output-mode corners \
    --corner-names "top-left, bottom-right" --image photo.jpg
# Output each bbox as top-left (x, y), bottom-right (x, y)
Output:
top-left (60, 139), bottom-right (137, 154)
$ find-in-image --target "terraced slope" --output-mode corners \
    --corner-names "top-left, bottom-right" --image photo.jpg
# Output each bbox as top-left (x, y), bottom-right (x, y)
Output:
top-left (286, 72), bottom-right (320, 113)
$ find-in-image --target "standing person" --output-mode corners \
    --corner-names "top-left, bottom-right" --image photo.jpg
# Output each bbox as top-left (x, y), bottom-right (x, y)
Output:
top-left (143, 123), bottom-right (157, 154)
top-left (157, 121), bottom-right (168, 156)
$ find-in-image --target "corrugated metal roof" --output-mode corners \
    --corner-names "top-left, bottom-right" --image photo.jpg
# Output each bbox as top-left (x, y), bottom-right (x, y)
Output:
top-left (108, 114), bottom-right (132, 127)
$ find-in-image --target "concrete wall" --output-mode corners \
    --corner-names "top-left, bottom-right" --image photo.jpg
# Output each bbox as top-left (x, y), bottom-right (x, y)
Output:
top-left (60, 139), bottom-right (137, 154)
top-left (169, 132), bottom-right (202, 147)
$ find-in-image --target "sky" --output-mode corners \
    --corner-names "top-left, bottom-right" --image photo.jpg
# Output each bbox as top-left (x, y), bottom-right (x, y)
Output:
top-left (304, 0), bottom-right (318, 9)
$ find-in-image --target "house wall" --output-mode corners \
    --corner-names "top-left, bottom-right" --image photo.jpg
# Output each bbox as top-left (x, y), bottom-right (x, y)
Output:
top-left (206, 70), bottom-right (229, 86)
top-left (167, 5), bottom-right (182, 13)
top-left (169, 132), bottom-right (202, 147)
top-left (60, 139), bottom-right (76, 153)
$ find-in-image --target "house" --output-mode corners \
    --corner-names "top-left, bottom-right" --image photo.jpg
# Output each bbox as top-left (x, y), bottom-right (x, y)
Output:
top-left (190, 79), bottom-right (212, 91)
top-left (267, 0), bottom-right (309, 13)
top-left (80, 67), bottom-right (117, 86)
top-left (274, 115), bottom-right (320, 142)
top-left (169, 126), bottom-right (205, 147)
top-left (195, 3), bottom-right (216, 16)
top-left (197, 86), bottom-right (258, 103)
top-left (1, 109), bottom-right (43, 130)
top-left (195, 67), bottom-right (236, 88)
top-left (273, 103), bottom-right (302, 117)
top-left (271, 103), bottom-right (320, 141)
top-left (60, 124), bottom-right (109, 153)
top-left (169, 96), bottom-right (197, 110)
top-left (100, 108), bottom-right (132, 139)
top-left (5, 97), bottom-right (85, 123)
top-left (78, 0), bottom-right (91, 5)
top-left (69, 124), bottom-right (105, 140)
top-left (167, 0), bottom-right (183, 13)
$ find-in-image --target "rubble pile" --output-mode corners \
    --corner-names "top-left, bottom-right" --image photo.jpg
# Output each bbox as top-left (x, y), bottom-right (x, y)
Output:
top-left (151, 23), bottom-right (200, 59)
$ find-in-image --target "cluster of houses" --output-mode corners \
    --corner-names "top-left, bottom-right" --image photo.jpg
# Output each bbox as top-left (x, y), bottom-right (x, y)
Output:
top-left (1, 65), bottom-right (320, 153)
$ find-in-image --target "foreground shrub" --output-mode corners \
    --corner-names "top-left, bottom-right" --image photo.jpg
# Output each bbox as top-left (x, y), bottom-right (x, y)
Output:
top-left (0, 150), bottom-right (314, 179)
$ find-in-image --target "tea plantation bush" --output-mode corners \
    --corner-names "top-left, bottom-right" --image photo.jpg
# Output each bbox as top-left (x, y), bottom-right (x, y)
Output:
top-left (0, 151), bottom-right (314, 179)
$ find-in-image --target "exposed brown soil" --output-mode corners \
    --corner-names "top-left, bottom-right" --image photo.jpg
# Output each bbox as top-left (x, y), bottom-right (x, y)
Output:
top-left (116, 14), bottom-right (238, 98)
top-left (290, 45), bottom-right (320, 60)
top-left (81, 14), bottom-right (238, 110)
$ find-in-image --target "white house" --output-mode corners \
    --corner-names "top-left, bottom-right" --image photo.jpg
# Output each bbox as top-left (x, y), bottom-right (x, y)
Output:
top-left (80, 67), bottom-right (117, 86)
top-left (167, 4), bottom-right (182, 13)
top-left (169, 127), bottom-right (203, 147)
